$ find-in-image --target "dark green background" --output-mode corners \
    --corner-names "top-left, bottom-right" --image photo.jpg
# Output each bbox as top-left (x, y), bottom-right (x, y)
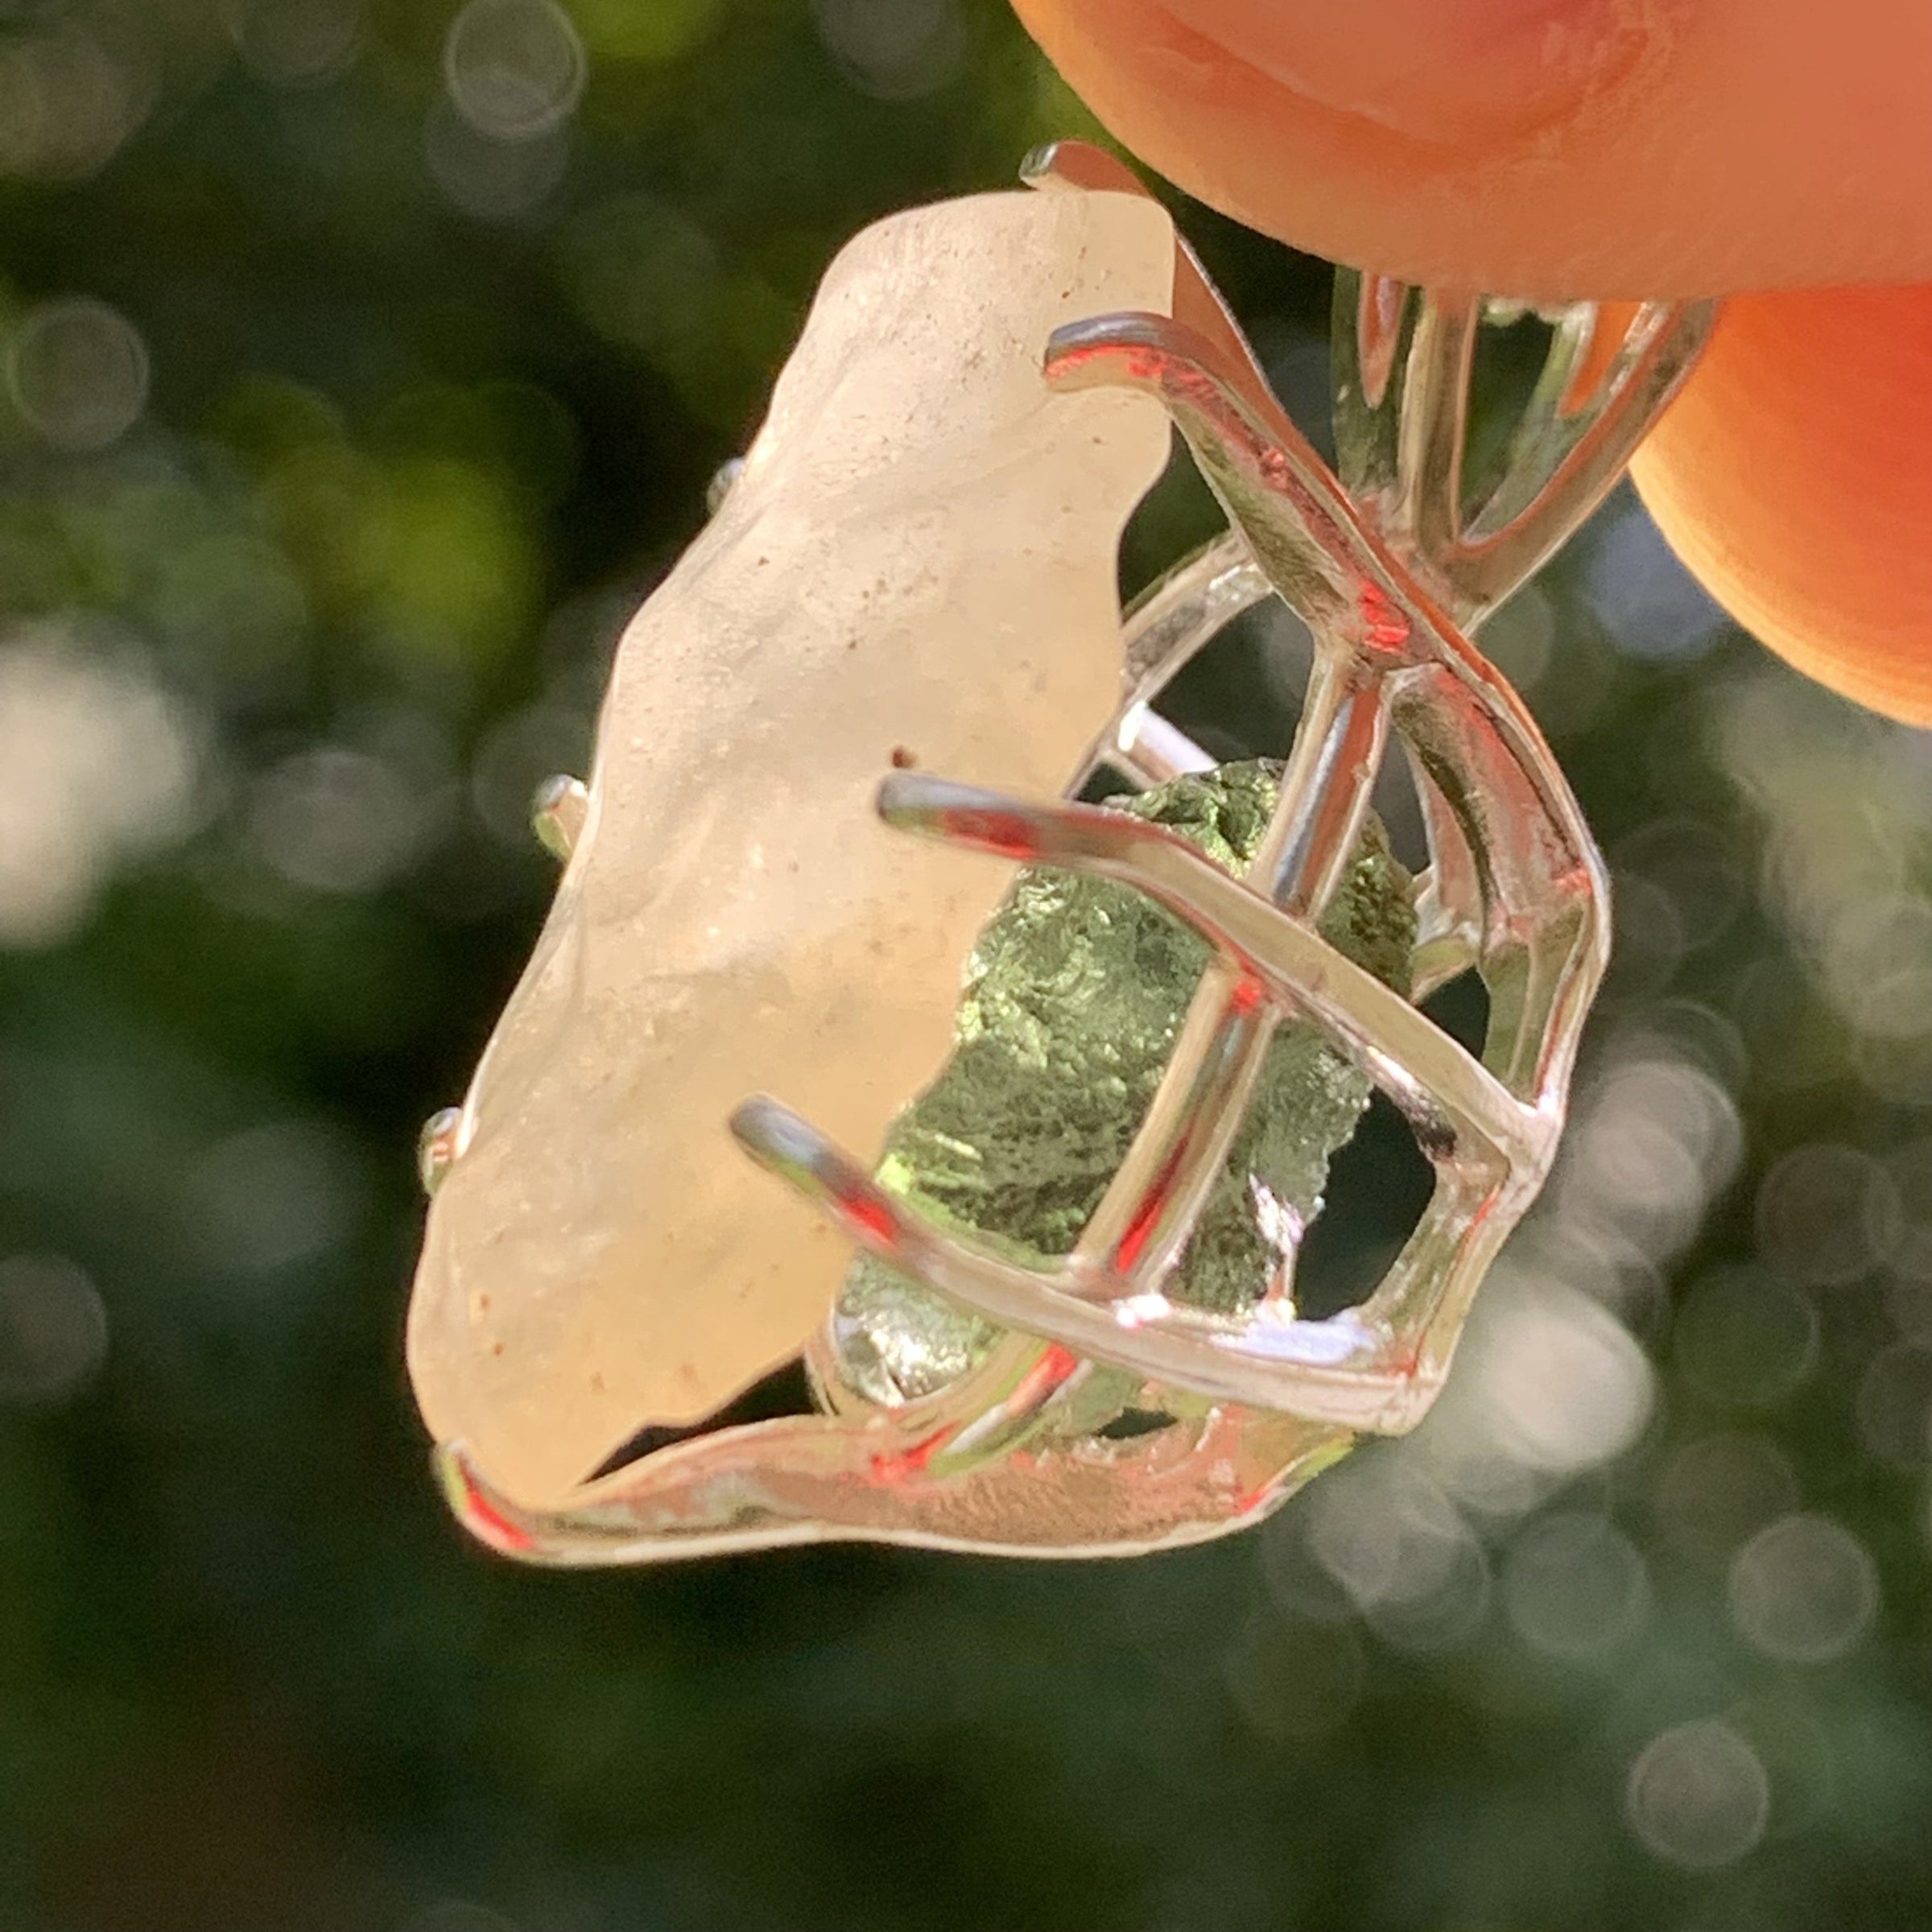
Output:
top-left (2, 2), bottom-right (1929, 1928)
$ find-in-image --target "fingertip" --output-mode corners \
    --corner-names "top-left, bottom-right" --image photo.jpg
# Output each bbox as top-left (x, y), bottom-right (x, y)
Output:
top-left (1632, 287), bottom-right (1932, 725)
top-left (1014, 0), bottom-right (1932, 295)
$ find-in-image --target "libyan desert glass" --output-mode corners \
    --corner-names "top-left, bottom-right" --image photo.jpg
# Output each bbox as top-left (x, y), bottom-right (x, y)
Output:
top-left (408, 188), bottom-right (1176, 1506)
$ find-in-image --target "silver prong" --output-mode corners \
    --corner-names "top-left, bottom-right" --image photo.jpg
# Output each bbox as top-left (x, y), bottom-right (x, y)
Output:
top-left (874, 772), bottom-right (1538, 1174)
top-left (1043, 310), bottom-right (1383, 648)
top-left (705, 456), bottom-right (745, 518)
top-left (1019, 138), bottom-right (1146, 197)
top-left (530, 774), bottom-right (588, 861)
top-left (729, 1094), bottom-right (908, 1256)
top-left (418, 1106), bottom-right (464, 1196)
top-left (728, 1094), bottom-right (1444, 1430)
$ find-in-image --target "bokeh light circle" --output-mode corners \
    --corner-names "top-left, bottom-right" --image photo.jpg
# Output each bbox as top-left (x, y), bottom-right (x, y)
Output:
top-left (8, 298), bottom-right (149, 452)
top-left (1625, 1719), bottom-right (1771, 1871)
top-left (1755, 1143), bottom-right (1900, 1286)
top-left (1853, 1343), bottom-right (1932, 1468)
top-left (426, 98), bottom-right (570, 221)
top-left (1557, 1054), bottom-right (1742, 1266)
top-left (1303, 1460), bottom-right (1491, 1654)
top-left (811, 0), bottom-right (964, 101)
top-left (1653, 1432), bottom-right (1801, 1569)
top-left (1475, 1282), bottom-right (1655, 1476)
top-left (444, 0), bottom-right (585, 141)
top-left (1727, 1513), bottom-right (1879, 1662)
top-left (1501, 1511), bottom-right (1650, 1662)
top-left (224, 0), bottom-right (363, 86)
top-left (0, 1255), bottom-right (109, 1409)
top-left (1886, 1137), bottom-right (1932, 1284)
top-left (249, 745), bottom-right (422, 895)
top-left (0, 631), bottom-right (200, 947)
top-left (1672, 1264), bottom-right (1818, 1410)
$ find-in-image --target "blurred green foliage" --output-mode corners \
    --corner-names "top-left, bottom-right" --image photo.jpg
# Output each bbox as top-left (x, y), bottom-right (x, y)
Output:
top-left (0, 2), bottom-right (1930, 1930)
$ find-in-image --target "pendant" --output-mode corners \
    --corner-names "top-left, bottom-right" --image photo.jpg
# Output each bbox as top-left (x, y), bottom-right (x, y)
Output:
top-left (408, 143), bottom-right (1713, 1564)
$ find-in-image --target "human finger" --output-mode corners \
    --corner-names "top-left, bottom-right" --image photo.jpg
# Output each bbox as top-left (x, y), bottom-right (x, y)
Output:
top-left (1012, 0), bottom-right (1932, 296)
top-left (1633, 287), bottom-right (1932, 725)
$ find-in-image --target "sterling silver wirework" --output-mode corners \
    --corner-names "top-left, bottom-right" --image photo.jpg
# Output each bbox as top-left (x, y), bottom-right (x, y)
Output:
top-left (431, 143), bottom-right (1715, 1565)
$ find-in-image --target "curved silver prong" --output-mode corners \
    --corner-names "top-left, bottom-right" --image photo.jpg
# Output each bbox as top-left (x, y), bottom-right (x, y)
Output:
top-left (705, 456), bottom-right (745, 518)
top-left (1046, 310), bottom-right (1425, 657)
top-left (1333, 273), bottom-right (1716, 621)
top-left (873, 777), bottom-right (1540, 1172)
top-left (530, 774), bottom-right (588, 861)
top-left (417, 1106), bottom-right (464, 1196)
top-left (1023, 138), bottom-right (1281, 417)
top-left (1354, 273), bottom-right (1410, 413)
top-left (1019, 138), bottom-right (1144, 197)
top-left (1453, 299), bottom-right (1715, 612)
top-left (730, 1096), bottom-right (1456, 1428)
top-left (1392, 291), bottom-right (1481, 588)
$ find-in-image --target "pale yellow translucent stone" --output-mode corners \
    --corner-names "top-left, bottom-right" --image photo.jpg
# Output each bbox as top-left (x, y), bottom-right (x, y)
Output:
top-left (408, 189), bottom-right (1177, 1505)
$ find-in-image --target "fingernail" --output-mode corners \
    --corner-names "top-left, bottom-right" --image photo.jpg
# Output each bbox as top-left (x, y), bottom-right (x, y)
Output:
top-left (1158, 0), bottom-right (1636, 146)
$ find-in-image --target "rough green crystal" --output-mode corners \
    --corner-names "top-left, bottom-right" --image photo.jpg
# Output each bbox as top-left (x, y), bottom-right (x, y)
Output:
top-left (830, 760), bottom-right (1416, 1406)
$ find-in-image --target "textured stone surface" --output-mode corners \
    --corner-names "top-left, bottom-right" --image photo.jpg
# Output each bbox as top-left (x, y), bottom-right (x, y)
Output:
top-left (828, 762), bottom-right (1416, 1407)
top-left (407, 189), bottom-right (1176, 1505)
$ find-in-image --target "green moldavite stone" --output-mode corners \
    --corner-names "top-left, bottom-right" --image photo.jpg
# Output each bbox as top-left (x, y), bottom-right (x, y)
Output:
top-left (831, 760), bottom-right (1416, 1407)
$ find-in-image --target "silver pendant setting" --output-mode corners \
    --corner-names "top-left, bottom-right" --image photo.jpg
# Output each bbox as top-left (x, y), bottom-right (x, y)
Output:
top-left (424, 144), bottom-right (1713, 1564)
